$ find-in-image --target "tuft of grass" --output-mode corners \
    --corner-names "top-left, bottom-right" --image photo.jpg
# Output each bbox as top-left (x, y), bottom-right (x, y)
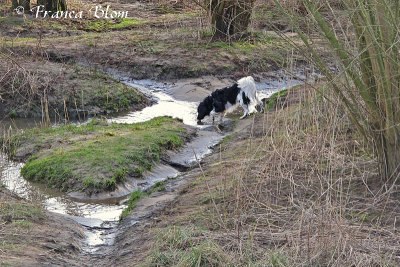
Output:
top-left (95, 82), bottom-right (145, 113)
top-left (265, 89), bottom-right (288, 109)
top-left (85, 18), bottom-right (147, 31)
top-left (11, 220), bottom-right (31, 228)
top-left (119, 180), bottom-right (167, 220)
top-left (220, 134), bottom-right (232, 145)
top-left (119, 190), bottom-right (144, 220)
top-left (148, 226), bottom-right (231, 266)
top-left (0, 203), bottom-right (44, 223)
top-left (7, 117), bottom-right (187, 193)
top-left (110, 18), bottom-right (148, 30)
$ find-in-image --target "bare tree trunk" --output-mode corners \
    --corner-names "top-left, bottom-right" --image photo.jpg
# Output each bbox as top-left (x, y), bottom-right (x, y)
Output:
top-left (374, 131), bottom-right (400, 183)
top-left (12, 0), bottom-right (19, 9)
top-left (11, 0), bottom-right (30, 13)
top-left (37, 0), bottom-right (67, 12)
top-left (209, 0), bottom-right (255, 39)
top-left (21, 0), bottom-right (30, 13)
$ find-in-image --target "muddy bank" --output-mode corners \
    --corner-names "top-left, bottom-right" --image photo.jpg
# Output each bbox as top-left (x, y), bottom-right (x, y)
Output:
top-left (2, 117), bottom-right (195, 196)
top-left (0, 187), bottom-right (85, 266)
top-left (1, 11), bottom-right (299, 82)
top-left (15, 34), bottom-right (290, 81)
top-left (0, 58), bottom-right (150, 119)
top-left (109, 168), bottom-right (204, 266)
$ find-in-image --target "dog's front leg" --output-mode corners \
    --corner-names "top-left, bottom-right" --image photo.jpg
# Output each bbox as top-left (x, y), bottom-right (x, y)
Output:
top-left (218, 113), bottom-right (224, 122)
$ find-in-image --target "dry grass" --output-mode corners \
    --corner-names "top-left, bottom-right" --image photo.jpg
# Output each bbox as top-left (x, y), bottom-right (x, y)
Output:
top-left (148, 82), bottom-right (400, 266)
top-left (221, 87), bottom-right (400, 265)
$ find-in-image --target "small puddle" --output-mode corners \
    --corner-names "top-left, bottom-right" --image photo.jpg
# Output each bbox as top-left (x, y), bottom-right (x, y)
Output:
top-left (0, 70), bottom-right (317, 254)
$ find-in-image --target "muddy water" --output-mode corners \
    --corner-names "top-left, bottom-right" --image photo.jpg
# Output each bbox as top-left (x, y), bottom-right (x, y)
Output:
top-left (0, 154), bottom-right (126, 253)
top-left (109, 80), bottom-right (199, 126)
top-left (0, 72), bottom-right (311, 254)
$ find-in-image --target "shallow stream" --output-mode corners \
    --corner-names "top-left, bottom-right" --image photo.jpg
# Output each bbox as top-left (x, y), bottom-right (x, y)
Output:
top-left (0, 71), bottom-right (311, 253)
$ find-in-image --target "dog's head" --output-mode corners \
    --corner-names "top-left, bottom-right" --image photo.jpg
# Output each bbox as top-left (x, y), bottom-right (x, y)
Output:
top-left (197, 95), bottom-right (214, 122)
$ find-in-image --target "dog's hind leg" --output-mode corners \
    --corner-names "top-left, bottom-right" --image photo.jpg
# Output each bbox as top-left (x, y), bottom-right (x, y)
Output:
top-left (240, 104), bottom-right (249, 119)
top-left (257, 96), bottom-right (264, 112)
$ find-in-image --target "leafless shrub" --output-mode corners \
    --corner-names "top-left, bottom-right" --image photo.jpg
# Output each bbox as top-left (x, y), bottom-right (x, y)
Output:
top-left (0, 53), bottom-right (57, 123)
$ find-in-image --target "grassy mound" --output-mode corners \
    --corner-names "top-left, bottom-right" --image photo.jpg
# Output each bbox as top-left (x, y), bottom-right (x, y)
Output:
top-left (4, 117), bottom-right (190, 194)
top-left (0, 61), bottom-right (149, 119)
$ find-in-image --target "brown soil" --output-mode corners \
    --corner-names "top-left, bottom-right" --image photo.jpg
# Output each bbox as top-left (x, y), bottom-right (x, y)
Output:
top-left (0, 187), bottom-right (85, 266)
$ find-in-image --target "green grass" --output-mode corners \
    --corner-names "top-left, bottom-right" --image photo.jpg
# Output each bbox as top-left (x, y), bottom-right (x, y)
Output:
top-left (85, 18), bottom-right (148, 31)
top-left (111, 18), bottom-right (147, 29)
top-left (265, 88), bottom-right (289, 109)
top-left (11, 220), bottom-right (31, 228)
top-left (6, 117), bottom-right (188, 193)
top-left (72, 68), bottom-right (147, 114)
top-left (0, 16), bottom-right (24, 26)
top-left (119, 181), bottom-right (167, 220)
top-left (220, 134), bottom-right (232, 145)
top-left (119, 190), bottom-right (144, 220)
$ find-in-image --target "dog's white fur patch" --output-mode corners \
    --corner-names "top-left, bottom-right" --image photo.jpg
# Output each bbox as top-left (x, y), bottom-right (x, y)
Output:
top-left (236, 76), bottom-right (263, 118)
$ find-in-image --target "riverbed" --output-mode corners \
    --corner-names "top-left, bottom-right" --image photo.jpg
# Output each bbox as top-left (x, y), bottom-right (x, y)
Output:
top-left (0, 71), bottom-right (310, 253)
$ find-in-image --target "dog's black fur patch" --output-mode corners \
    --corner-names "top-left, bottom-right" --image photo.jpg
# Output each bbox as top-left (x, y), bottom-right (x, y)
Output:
top-left (242, 92), bottom-right (250, 106)
top-left (197, 83), bottom-right (240, 121)
top-left (197, 95), bottom-right (214, 121)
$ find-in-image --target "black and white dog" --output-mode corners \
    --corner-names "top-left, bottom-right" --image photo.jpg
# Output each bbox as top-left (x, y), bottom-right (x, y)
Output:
top-left (197, 76), bottom-right (263, 123)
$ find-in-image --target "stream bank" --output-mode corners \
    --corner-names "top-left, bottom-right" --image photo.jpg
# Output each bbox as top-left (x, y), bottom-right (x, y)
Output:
top-left (0, 70), bottom-right (312, 264)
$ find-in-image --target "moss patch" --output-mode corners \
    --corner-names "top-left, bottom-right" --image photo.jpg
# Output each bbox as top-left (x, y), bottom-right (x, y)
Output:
top-left (265, 85), bottom-right (301, 110)
top-left (119, 190), bottom-right (144, 220)
top-left (265, 89), bottom-right (289, 109)
top-left (5, 117), bottom-right (189, 194)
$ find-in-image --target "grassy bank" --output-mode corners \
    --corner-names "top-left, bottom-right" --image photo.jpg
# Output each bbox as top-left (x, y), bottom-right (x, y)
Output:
top-left (117, 83), bottom-right (400, 266)
top-left (0, 59), bottom-right (149, 119)
top-left (0, 187), bottom-right (84, 266)
top-left (2, 117), bottom-right (191, 194)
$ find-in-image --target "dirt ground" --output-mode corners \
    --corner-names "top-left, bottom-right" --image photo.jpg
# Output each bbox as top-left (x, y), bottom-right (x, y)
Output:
top-left (0, 0), bottom-right (306, 80)
top-left (0, 187), bottom-right (85, 266)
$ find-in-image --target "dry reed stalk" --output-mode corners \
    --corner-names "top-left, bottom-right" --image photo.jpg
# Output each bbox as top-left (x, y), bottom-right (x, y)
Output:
top-left (190, 77), bottom-right (400, 265)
